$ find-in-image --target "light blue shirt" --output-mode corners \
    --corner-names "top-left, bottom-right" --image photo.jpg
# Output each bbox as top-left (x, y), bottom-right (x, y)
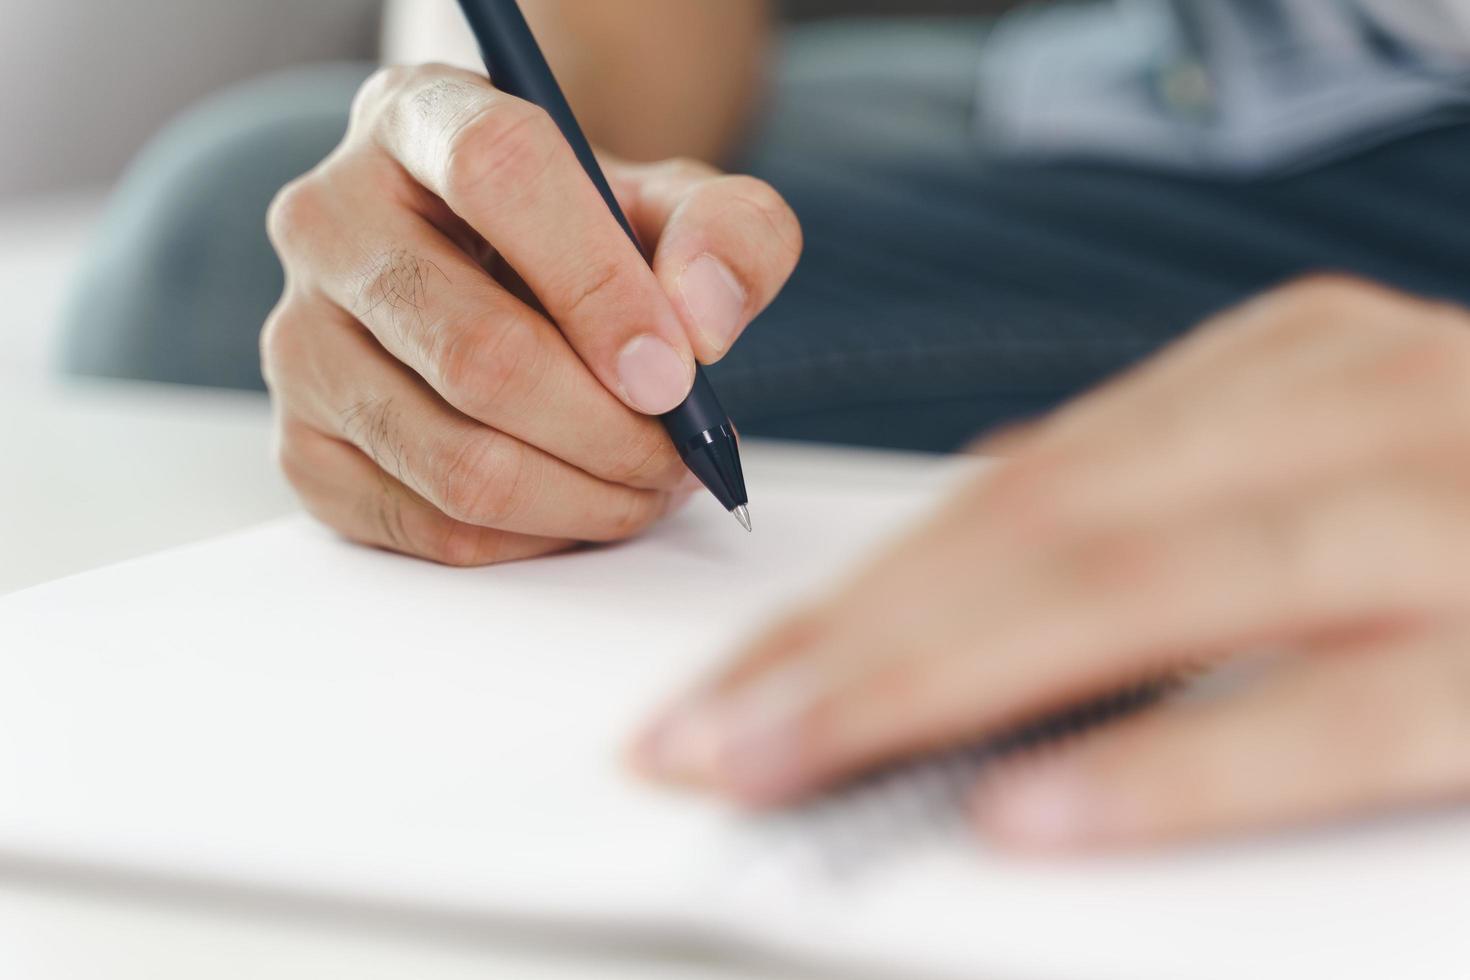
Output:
top-left (977, 0), bottom-right (1470, 176)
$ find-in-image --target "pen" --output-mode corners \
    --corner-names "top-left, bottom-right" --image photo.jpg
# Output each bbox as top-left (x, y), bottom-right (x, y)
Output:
top-left (453, 0), bottom-right (752, 532)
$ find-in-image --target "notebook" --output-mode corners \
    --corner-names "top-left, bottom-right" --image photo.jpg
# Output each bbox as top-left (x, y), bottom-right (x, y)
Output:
top-left (0, 451), bottom-right (1466, 980)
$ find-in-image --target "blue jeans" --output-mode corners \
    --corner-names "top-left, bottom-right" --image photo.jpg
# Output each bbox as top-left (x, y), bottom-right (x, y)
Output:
top-left (61, 20), bottom-right (1470, 453)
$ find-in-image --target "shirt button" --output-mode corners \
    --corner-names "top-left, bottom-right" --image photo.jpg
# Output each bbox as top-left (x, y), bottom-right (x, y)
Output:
top-left (1158, 58), bottom-right (1215, 116)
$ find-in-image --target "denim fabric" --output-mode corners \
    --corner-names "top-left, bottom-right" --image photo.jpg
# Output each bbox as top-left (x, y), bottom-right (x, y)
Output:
top-left (60, 20), bottom-right (1470, 454)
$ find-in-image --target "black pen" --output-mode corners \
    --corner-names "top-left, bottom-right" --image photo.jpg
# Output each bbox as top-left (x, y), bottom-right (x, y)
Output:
top-left (453, 0), bottom-right (751, 531)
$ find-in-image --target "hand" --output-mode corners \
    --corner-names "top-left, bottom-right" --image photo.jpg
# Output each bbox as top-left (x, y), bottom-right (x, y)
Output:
top-left (634, 277), bottom-right (1470, 852)
top-left (262, 64), bottom-right (801, 565)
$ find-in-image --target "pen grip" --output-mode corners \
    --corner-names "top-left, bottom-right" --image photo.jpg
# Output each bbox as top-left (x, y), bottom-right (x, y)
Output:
top-left (457, 0), bottom-right (734, 452)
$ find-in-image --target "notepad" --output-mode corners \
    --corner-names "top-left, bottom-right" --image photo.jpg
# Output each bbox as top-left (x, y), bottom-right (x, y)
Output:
top-left (0, 452), bottom-right (1467, 980)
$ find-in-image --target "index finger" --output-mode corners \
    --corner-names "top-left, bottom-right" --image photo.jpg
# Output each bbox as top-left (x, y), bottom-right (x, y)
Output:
top-left (360, 65), bottom-right (696, 416)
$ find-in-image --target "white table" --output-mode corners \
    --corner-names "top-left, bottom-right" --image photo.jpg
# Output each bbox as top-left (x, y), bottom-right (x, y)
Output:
top-left (1, 376), bottom-right (925, 979)
top-left (0, 879), bottom-right (782, 980)
top-left (2, 380), bottom-right (295, 595)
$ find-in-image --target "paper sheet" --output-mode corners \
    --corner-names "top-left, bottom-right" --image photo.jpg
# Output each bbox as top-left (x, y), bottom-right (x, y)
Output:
top-left (0, 460), bottom-right (953, 924)
top-left (1, 456), bottom-right (1468, 980)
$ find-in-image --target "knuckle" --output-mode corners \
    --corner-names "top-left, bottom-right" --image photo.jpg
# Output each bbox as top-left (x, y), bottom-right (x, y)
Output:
top-left (1357, 308), bottom-right (1470, 417)
top-left (720, 174), bottom-right (787, 217)
top-left (603, 426), bottom-right (678, 486)
top-left (600, 491), bottom-right (660, 542)
top-left (361, 479), bottom-right (417, 557)
top-left (338, 395), bottom-right (404, 481)
top-left (350, 65), bottom-right (412, 129)
top-left (654, 155), bottom-right (716, 186)
top-left (433, 312), bottom-right (540, 414)
top-left (436, 432), bottom-right (528, 527)
top-left (403, 66), bottom-right (485, 127)
top-left (846, 653), bottom-right (936, 735)
top-left (351, 246), bottom-right (440, 342)
top-left (425, 519), bottom-right (495, 567)
top-left (1278, 273), bottom-right (1371, 306)
top-left (258, 301), bottom-right (306, 390)
top-left (443, 99), bottom-right (555, 206)
top-left (359, 63), bottom-right (480, 128)
top-left (1065, 528), bottom-right (1171, 597)
top-left (559, 258), bottom-right (627, 320)
top-left (1379, 325), bottom-right (1470, 391)
top-left (1270, 274), bottom-right (1391, 326)
top-left (985, 453), bottom-right (1081, 540)
top-left (273, 421), bottom-right (316, 492)
top-left (715, 175), bottom-right (803, 264)
top-left (265, 175), bottom-right (324, 255)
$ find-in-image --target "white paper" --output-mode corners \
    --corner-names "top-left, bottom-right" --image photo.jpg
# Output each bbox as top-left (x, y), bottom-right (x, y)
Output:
top-left (0, 458), bottom-right (1468, 980)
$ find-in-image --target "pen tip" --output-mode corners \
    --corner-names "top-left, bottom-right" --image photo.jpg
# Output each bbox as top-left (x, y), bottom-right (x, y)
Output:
top-left (732, 504), bottom-right (752, 533)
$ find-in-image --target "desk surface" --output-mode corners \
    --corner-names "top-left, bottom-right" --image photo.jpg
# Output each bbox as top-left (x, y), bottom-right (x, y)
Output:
top-left (0, 879), bottom-right (786, 980)
top-left (1, 379), bottom-right (297, 595)
top-left (0, 377), bottom-right (946, 979)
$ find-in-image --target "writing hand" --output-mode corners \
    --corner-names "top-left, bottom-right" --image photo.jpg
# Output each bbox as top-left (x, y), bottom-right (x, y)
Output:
top-left (263, 64), bottom-right (800, 564)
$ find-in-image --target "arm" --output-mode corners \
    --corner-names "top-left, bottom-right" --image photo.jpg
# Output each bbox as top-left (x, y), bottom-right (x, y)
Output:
top-left (382, 0), bottom-right (773, 163)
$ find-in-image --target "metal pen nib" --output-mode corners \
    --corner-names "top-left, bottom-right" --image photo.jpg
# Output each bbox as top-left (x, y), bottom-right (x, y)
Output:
top-left (732, 504), bottom-right (752, 533)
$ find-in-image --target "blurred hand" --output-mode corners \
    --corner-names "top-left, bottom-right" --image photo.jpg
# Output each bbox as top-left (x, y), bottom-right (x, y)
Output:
top-left (634, 277), bottom-right (1470, 852)
top-left (262, 64), bottom-right (801, 565)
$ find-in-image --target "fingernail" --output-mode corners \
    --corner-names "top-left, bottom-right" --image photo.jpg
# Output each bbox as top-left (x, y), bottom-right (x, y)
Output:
top-left (708, 673), bottom-right (813, 804)
top-left (973, 764), bottom-right (1100, 851)
top-left (640, 672), bottom-right (809, 802)
top-left (677, 254), bottom-right (747, 354)
top-left (630, 705), bottom-right (678, 776)
top-left (617, 335), bottom-right (692, 415)
top-left (641, 697), bottom-right (726, 781)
